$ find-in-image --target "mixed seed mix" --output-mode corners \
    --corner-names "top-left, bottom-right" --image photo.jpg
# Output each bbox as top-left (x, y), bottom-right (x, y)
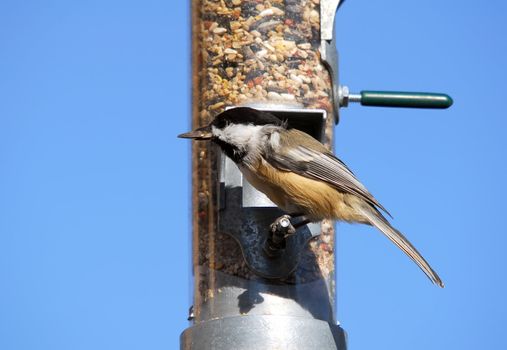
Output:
top-left (191, 0), bottom-right (336, 321)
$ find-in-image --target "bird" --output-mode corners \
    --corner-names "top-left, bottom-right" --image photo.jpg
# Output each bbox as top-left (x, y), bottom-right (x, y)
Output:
top-left (179, 107), bottom-right (444, 287)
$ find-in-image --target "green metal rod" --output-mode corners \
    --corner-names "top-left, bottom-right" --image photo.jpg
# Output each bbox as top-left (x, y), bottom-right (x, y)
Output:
top-left (359, 91), bottom-right (453, 109)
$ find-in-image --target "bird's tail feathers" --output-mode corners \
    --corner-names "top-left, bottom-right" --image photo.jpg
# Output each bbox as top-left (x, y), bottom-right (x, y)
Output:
top-left (357, 204), bottom-right (444, 288)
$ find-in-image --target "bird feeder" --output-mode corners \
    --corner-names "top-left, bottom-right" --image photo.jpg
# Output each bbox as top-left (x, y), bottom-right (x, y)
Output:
top-left (181, 1), bottom-right (451, 349)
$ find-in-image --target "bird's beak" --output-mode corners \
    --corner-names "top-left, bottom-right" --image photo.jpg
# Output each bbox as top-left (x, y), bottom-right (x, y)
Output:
top-left (178, 125), bottom-right (212, 140)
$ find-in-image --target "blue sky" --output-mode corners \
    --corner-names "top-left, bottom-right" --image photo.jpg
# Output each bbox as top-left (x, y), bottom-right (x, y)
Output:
top-left (1, 1), bottom-right (506, 349)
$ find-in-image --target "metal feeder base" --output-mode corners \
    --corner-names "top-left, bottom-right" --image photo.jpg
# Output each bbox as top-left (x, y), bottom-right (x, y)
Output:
top-left (180, 315), bottom-right (347, 350)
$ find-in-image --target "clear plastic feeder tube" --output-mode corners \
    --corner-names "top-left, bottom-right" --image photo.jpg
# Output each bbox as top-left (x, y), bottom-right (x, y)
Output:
top-left (182, 0), bottom-right (344, 348)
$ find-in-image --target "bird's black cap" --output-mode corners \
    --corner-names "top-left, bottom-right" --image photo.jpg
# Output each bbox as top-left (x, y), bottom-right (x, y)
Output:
top-left (212, 107), bottom-right (284, 129)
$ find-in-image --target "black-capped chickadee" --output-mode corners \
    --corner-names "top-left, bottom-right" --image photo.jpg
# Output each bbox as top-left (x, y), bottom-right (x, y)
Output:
top-left (179, 107), bottom-right (443, 287)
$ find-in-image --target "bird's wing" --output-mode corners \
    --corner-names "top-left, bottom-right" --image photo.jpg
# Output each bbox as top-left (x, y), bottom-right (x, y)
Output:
top-left (266, 129), bottom-right (444, 287)
top-left (266, 129), bottom-right (391, 216)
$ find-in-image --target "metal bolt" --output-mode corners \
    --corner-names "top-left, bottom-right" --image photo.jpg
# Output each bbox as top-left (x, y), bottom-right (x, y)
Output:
top-left (280, 217), bottom-right (290, 228)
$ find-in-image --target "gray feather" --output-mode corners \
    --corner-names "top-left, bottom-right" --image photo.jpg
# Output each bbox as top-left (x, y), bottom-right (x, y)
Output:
top-left (266, 129), bottom-right (392, 217)
top-left (265, 128), bottom-right (443, 287)
top-left (356, 204), bottom-right (444, 287)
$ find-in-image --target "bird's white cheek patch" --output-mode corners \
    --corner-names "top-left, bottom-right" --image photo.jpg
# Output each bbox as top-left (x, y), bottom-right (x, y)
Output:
top-left (212, 124), bottom-right (264, 147)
